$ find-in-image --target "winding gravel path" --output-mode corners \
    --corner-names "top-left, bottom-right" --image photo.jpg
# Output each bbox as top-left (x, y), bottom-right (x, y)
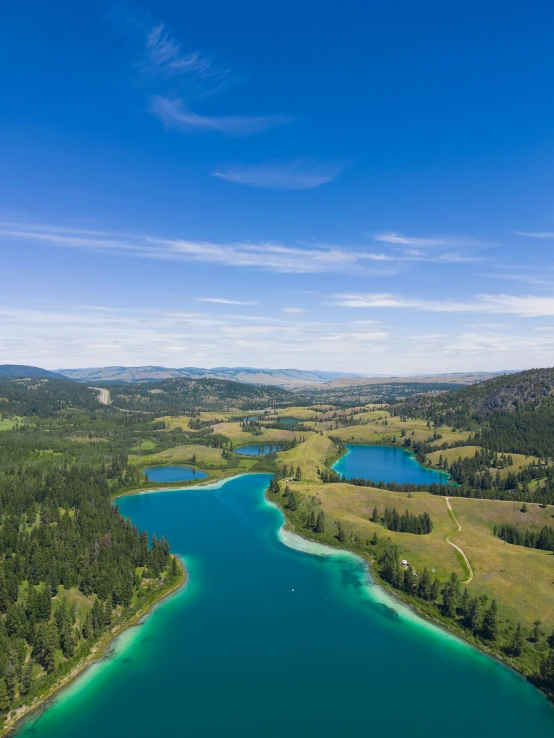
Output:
top-left (444, 497), bottom-right (474, 584)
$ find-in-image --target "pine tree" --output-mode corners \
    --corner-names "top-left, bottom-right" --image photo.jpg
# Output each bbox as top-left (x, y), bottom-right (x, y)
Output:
top-left (542, 649), bottom-right (554, 688)
top-left (61, 624), bottom-right (75, 658)
top-left (510, 622), bottom-right (524, 656)
top-left (0, 679), bottom-right (10, 712)
top-left (0, 569), bottom-right (9, 614)
top-left (429, 578), bottom-right (440, 602)
top-left (418, 567), bottom-right (431, 600)
top-left (20, 661), bottom-right (33, 695)
top-left (481, 600), bottom-right (499, 641)
top-left (465, 597), bottom-right (481, 632)
top-left (441, 573), bottom-right (460, 617)
top-left (82, 611), bottom-right (93, 640)
top-left (287, 492), bottom-right (298, 511)
top-left (403, 566), bottom-right (414, 593)
top-left (316, 511), bottom-right (325, 534)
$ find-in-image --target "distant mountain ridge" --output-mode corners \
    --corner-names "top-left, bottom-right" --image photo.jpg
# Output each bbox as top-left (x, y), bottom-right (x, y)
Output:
top-left (0, 364), bottom-right (69, 380)
top-left (56, 365), bottom-right (363, 388)
top-left (56, 365), bottom-right (518, 389)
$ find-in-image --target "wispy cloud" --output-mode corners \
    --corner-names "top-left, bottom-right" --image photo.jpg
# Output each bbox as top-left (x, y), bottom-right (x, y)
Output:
top-left (372, 232), bottom-right (458, 247)
top-left (4, 301), bottom-right (554, 373)
top-left (109, 11), bottom-right (291, 136)
top-left (515, 231), bottom-right (554, 238)
top-left (144, 24), bottom-right (222, 84)
top-left (367, 232), bottom-right (488, 265)
top-left (195, 297), bottom-right (258, 305)
top-left (0, 221), bottom-right (397, 275)
top-left (212, 159), bottom-right (348, 190)
top-left (282, 307), bottom-right (306, 314)
top-left (332, 292), bottom-right (554, 317)
top-left (149, 95), bottom-right (291, 136)
top-left (0, 303), bottom-right (392, 369)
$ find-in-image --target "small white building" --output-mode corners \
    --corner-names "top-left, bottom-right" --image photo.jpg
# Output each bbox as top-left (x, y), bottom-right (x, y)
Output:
top-left (400, 559), bottom-right (409, 566)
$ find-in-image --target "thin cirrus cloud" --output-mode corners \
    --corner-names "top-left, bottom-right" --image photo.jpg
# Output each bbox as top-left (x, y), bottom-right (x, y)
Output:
top-left (371, 232), bottom-right (493, 253)
top-left (0, 221), bottom-right (400, 275)
top-left (149, 95), bottom-right (292, 136)
top-left (332, 292), bottom-right (554, 317)
top-left (195, 297), bottom-right (258, 306)
top-left (144, 24), bottom-right (224, 85)
top-left (516, 231), bottom-right (554, 238)
top-left (136, 18), bottom-right (291, 136)
top-left (371, 232), bottom-right (458, 247)
top-left (212, 159), bottom-right (348, 190)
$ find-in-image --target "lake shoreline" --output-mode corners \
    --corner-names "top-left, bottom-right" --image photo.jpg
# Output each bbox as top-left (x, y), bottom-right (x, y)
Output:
top-left (266, 485), bottom-right (553, 704)
top-left (11, 471), bottom-right (551, 736)
top-left (4, 545), bottom-right (187, 736)
top-left (331, 442), bottom-right (452, 485)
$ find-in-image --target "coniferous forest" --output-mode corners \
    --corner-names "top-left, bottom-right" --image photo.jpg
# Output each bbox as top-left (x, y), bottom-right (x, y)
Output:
top-left (0, 379), bottom-right (183, 718)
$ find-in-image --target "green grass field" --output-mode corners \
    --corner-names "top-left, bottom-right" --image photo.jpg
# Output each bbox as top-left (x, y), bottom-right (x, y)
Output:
top-left (146, 408), bottom-right (554, 633)
top-left (285, 478), bottom-right (554, 628)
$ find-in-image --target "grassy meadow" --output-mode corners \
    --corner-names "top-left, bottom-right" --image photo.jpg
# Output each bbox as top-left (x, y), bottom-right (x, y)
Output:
top-left (132, 401), bottom-right (554, 634)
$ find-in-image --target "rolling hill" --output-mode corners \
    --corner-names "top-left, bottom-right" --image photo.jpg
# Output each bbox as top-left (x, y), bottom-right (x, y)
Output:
top-left (0, 364), bottom-right (69, 380)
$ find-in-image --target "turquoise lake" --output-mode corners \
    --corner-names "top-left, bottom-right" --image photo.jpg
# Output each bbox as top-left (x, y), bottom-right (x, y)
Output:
top-left (333, 444), bottom-right (451, 485)
top-left (17, 474), bottom-right (554, 737)
top-left (234, 443), bottom-right (284, 456)
top-left (142, 465), bottom-right (208, 482)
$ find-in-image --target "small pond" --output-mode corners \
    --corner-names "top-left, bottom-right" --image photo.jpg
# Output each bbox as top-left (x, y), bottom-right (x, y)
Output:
top-left (234, 444), bottom-right (285, 456)
top-left (142, 466), bottom-right (208, 483)
top-left (332, 445), bottom-right (452, 485)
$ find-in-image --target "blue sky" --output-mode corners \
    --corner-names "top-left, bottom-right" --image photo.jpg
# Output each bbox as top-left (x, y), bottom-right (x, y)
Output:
top-left (2, 0), bottom-right (554, 373)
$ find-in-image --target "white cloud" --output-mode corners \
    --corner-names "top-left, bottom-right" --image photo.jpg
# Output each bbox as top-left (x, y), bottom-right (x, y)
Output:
top-left (195, 297), bottom-right (258, 305)
top-left (372, 232), bottom-right (457, 247)
top-left (212, 159), bottom-right (348, 190)
top-left (332, 292), bottom-right (554, 317)
top-left (516, 232), bottom-right (554, 238)
top-left (282, 307), bottom-right (306, 314)
top-left (145, 24), bottom-right (216, 80)
top-left (149, 95), bottom-right (291, 136)
top-left (3, 302), bottom-right (554, 374)
top-left (0, 221), bottom-right (397, 275)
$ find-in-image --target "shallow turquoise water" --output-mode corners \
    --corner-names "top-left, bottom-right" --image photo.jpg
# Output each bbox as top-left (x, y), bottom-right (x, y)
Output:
top-left (142, 465), bottom-right (208, 482)
top-left (234, 443), bottom-right (284, 456)
top-left (333, 444), bottom-right (451, 485)
top-left (18, 475), bottom-right (554, 738)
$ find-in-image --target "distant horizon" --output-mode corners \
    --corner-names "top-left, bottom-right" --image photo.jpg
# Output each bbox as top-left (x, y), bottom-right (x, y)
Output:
top-left (2, 2), bottom-right (554, 372)
top-left (2, 362), bottom-right (523, 379)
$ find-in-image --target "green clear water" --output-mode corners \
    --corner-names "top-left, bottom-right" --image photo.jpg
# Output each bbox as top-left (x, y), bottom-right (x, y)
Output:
top-left (333, 444), bottom-right (451, 485)
top-left (18, 475), bottom-right (554, 738)
top-left (142, 466), bottom-right (208, 482)
top-left (234, 443), bottom-right (284, 456)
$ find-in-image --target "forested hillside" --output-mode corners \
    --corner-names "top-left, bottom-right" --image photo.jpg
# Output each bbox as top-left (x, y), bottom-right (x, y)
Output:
top-left (0, 381), bottom-right (181, 718)
top-left (107, 377), bottom-right (295, 413)
top-left (398, 367), bottom-right (554, 458)
top-left (0, 366), bottom-right (69, 381)
top-left (0, 378), bottom-right (100, 417)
